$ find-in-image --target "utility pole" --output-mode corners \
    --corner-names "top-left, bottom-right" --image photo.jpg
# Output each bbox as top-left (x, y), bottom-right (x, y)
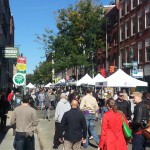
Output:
top-left (106, 19), bottom-right (109, 75)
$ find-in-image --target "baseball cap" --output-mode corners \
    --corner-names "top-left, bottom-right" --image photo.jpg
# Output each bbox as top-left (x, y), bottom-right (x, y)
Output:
top-left (130, 92), bottom-right (142, 98)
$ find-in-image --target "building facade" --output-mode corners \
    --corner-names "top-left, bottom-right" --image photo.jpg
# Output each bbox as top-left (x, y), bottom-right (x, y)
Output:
top-left (98, 0), bottom-right (150, 91)
top-left (0, 0), bottom-right (15, 89)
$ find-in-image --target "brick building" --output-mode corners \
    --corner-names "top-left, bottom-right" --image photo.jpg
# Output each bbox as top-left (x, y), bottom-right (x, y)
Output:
top-left (97, 0), bottom-right (150, 90)
top-left (0, 0), bottom-right (15, 89)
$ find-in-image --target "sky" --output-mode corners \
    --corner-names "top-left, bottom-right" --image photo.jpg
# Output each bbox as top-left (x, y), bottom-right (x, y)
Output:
top-left (9, 0), bottom-right (113, 74)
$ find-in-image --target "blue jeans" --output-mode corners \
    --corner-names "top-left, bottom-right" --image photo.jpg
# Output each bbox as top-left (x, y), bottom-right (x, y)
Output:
top-left (101, 106), bottom-right (108, 119)
top-left (83, 114), bottom-right (99, 148)
top-left (39, 101), bottom-right (44, 110)
top-left (132, 133), bottom-right (146, 150)
top-left (14, 132), bottom-right (35, 150)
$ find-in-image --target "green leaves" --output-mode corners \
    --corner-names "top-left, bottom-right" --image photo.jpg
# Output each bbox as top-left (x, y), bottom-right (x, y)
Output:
top-left (32, 0), bottom-right (106, 83)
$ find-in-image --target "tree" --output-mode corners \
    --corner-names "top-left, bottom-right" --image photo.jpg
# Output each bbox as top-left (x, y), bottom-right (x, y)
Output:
top-left (54, 0), bottom-right (105, 72)
top-left (36, 0), bottom-right (106, 78)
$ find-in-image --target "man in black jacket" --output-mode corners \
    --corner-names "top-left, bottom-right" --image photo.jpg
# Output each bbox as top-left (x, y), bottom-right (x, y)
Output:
top-left (115, 91), bottom-right (131, 120)
top-left (60, 100), bottom-right (87, 150)
top-left (131, 92), bottom-right (149, 150)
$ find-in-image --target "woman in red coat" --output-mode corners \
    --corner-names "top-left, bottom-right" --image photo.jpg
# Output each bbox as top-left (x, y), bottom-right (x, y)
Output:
top-left (98, 98), bottom-right (128, 150)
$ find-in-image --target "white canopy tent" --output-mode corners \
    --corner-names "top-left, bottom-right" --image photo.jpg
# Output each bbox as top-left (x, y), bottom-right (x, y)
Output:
top-left (76, 74), bottom-right (93, 86)
top-left (26, 83), bottom-right (36, 89)
top-left (91, 73), bottom-right (106, 86)
top-left (102, 69), bottom-right (148, 87)
top-left (55, 78), bottom-right (66, 85)
top-left (45, 82), bottom-right (53, 87)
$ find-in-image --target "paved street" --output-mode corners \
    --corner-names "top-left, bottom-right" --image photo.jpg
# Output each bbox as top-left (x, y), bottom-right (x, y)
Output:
top-left (0, 110), bottom-right (150, 150)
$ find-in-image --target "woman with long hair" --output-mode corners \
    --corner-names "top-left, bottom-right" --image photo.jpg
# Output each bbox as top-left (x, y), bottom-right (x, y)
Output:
top-left (98, 98), bottom-right (128, 150)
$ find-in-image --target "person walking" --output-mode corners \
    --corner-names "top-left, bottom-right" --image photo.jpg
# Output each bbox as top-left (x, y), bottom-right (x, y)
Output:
top-left (43, 92), bottom-right (51, 121)
top-left (7, 90), bottom-right (14, 110)
top-left (13, 91), bottom-right (23, 109)
top-left (53, 93), bottom-right (71, 149)
top-left (10, 94), bottom-right (39, 150)
top-left (38, 90), bottom-right (45, 110)
top-left (130, 92), bottom-right (149, 150)
top-left (80, 88), bottom-right (99, 148)
top-left (60, 100), bottom-right (87, 150)
top-left (98, 98), bottom-right (128, 150)
top-left (115, 91), bottom-right (131, 121)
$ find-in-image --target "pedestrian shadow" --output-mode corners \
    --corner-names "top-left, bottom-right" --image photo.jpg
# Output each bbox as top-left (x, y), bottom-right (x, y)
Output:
top-left (89, 142), bottom-right (98, 148)
top-left (0, 125), bottom-right (12, 144)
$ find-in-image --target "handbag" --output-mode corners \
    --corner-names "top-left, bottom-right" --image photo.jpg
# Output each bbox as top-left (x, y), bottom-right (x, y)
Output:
top-left (122, 120), bottom-right (132, 139)
top-left (120, 112), bottom-right (132, 140)
top-left (141, 120), bottom-right (150, 140)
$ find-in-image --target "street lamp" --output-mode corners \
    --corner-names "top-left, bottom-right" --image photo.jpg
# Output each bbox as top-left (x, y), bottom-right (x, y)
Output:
top-left (105, 19), bottom-right (109, 74)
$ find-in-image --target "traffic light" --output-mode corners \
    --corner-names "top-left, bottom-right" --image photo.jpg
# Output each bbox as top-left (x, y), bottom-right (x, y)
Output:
top-left (109, 66), bottom-right (115, 73)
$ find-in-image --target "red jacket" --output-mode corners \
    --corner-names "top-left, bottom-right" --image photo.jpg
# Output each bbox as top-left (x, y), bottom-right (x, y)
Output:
top-left (7, 93), bottom-right (14, 102)
top-left (99, 110), bottom-right (128, 150)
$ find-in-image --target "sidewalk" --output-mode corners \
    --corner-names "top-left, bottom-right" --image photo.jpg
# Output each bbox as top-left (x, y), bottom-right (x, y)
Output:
top-left (0, 111), bottom-right (41, 150)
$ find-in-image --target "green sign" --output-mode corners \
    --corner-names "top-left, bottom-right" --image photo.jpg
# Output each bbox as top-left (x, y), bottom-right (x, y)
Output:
top-left (17, 70), bottom-right (26, 74)
top-left (13, 73), bottom-right (25, 86)
top-left (2, 47), bottom-right (19, 58)
top-left (123, 63), bottom-right (132, 66)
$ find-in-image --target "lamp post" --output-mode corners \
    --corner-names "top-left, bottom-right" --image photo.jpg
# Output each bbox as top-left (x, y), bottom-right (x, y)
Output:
top-left (105, 19), bottom-right (109, 75)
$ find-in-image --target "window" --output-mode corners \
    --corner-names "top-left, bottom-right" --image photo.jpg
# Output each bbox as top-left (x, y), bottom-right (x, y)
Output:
top-left (145, 6), bottom-right (150, 28)
top-left (145, 38), bottom-right (150, 62)
top-left (120, 24), bottom-right (124, 41)
top-left (125, 20), bottom-right (130, 38)
top-left (138, 41), bottom-right (143, 63)
top-left (131, 44), bottom-right (136, 61)
top-left (125, 0), bottom-right (129, 14)
top-left (125, 47), bottom-right (130, 63)
top-left (131, 0), bottom-right (136, 10)
top-left (131, 16), bottom-right (136, 35)
top-left (121, 49), bottom-right (125, 67)
top-left (138, 0), bottom-right (142, 5)
top-left (120, 3), bottom-right (124, 17)
top-left (138, 12), bottom-right (142, 32)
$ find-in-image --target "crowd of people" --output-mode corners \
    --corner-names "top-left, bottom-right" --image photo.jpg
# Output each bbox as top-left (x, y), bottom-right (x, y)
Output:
top-left (0, 86), bottom-right (150, 150)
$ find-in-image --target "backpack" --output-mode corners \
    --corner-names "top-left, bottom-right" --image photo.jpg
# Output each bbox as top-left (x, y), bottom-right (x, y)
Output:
top-left (14, 94), bottom-right (22, 108)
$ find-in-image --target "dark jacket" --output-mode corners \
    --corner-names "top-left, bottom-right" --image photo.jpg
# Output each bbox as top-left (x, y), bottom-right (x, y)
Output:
top-left (132, 101), bottom-right (149, 133)
top-left (60, 108), bottom-right (87, 143)
top-left (115, 99), bottom-right (131, 120)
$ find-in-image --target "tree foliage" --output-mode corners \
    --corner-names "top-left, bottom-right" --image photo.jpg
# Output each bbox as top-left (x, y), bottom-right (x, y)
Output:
top-left (32, 0), bottom-right (106, 83)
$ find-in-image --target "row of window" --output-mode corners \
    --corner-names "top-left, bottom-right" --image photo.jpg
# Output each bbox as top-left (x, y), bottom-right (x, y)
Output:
top-left (120, 5), bottom-right (150, 41)
top-left (120, 0), bottom-right (147, 17)
top-left (120, 38), bottom-right (150, 66)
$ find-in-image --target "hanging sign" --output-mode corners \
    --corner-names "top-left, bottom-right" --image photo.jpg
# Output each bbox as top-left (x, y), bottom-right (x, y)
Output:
top-left (13, 73), bottom-right (25, 86)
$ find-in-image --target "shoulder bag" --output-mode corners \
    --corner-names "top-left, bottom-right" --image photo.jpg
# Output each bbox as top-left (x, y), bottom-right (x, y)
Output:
top-left (120, 112), bottom-right (132, 140)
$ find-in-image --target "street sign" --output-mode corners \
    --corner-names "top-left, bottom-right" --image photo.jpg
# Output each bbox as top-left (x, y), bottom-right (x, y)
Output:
top-left (123, 63), bottom-right (132, 66)
top-left (2, 47), bottom-right (19, 58)
top-left (17, 70), bottom-right (26, 74)
top-left (16, 63), bottom-right (26, 71)
top-left (132, 69), bottom-right (143, 78)
top-left (13, 73), bottom-right (25, 86)
top-left (17, 56), bottom-right (26, 64)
